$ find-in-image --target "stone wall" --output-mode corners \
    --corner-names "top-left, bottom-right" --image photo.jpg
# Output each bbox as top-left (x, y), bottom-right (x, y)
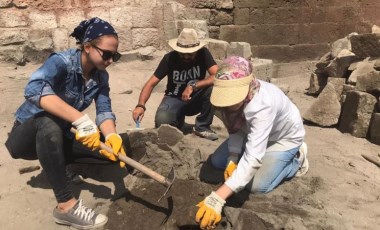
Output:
top-left (1, 0), bottom-right (380, 64)
top-left (0, 0), bottom-right (165, 64)
top-left (173, 0), bottom-right (380, 63)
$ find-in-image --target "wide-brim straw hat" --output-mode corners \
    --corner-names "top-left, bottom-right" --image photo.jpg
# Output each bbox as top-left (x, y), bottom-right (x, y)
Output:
top-left (210, 74), bottom-right (254, 107)
top-left (168, 28), bottom-right (207, 53)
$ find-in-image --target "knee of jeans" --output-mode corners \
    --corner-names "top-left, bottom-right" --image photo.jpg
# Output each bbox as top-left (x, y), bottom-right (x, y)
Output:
top-left (155, 110), bottom-right (177, 128)
top-left (37, 117), bottom-right (64, 142)
top-left (210, 154), bottom-right (227, 169)
top-left (249, 180), bottom-right (272, 194)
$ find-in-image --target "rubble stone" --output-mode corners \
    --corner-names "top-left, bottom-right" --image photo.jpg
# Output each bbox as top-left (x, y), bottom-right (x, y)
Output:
top-left (227, 42), bottom-right (252, 59)
top-left (339, 91), bottom-right (377, 138)
top-left (308, 72), bottom-right (327, 95)
top-left (356, 70), bottom-right (380, 94)
top-left (304, 83), bottom-right (341, 127)
top-left (348, 60), bottom-right (375, 85)
top-left (325, 49), bottom-right (358, 78)
top-left (369, 113), bottom-right (380, 145)
top-left (216, 0), bottom-right (233, 9)
top-left (350, 33), bottom-right (380, 58)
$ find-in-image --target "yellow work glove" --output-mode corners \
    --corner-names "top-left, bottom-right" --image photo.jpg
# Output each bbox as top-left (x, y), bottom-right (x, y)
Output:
top-left (224, 153), bottom-right (239, 181)
top-left (195, 191), bottom-right (226, 229)
top-left (99, 133), bottom-right (127, 168)
top-left (72, 114), bottom-right (100, 151)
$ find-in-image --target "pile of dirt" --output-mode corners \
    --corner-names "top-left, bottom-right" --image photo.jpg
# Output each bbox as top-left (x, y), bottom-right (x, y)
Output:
top-left (106, 126), bottom-right (334, 230)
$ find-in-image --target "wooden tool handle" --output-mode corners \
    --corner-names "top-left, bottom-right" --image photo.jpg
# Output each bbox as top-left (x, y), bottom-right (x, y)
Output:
top-left (71, 128), bottom-right (171, 186)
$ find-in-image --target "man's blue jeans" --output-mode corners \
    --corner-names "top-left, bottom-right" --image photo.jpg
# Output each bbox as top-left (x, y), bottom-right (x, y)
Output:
top-left (211, 139), bottom-right (301, 193)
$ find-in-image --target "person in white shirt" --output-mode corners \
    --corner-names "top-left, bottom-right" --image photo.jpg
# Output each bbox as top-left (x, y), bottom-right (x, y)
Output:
top-left (195, 56), bottom-right (309, 229)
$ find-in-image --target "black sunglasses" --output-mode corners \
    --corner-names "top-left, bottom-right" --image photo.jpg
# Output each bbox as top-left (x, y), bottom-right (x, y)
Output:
top-left (92, 45), bottom-right (122, 62)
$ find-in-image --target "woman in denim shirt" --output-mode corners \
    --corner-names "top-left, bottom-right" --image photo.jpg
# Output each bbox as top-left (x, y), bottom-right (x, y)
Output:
top-left (5, 17), bottom-right (125, 229)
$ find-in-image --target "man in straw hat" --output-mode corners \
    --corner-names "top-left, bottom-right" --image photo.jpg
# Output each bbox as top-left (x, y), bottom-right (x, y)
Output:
top-left (132, 28), bottom-right (218, 140)
top-left (195, 56), bottom-right (309, 229)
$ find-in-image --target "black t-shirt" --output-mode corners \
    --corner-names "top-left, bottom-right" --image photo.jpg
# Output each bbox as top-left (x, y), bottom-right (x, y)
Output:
top-left (153, 48), bottom-right (216, 97)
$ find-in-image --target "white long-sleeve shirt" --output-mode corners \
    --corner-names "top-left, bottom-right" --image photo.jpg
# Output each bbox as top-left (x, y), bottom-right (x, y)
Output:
top-left (225, 80), bottom-right (305, 193)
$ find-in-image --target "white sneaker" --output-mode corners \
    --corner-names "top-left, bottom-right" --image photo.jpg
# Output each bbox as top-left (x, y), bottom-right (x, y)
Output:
top-left (296, 142), bottom-right (309, 177)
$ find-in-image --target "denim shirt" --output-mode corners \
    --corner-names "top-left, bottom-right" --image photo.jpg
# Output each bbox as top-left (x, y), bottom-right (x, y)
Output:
top-left (15, 48), bottom-right (116, 135)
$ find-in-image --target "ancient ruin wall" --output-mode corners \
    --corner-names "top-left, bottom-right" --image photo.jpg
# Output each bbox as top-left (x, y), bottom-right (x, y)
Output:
top-left (1, 0), bottom-right (380, 64)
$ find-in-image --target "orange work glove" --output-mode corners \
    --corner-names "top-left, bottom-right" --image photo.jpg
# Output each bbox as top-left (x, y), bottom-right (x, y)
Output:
top-left (99, 133), bottom-right (127, 168)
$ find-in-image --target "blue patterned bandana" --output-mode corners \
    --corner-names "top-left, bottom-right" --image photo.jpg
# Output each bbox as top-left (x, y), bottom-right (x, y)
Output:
top-left (70, 17), bottom-right (118, 44)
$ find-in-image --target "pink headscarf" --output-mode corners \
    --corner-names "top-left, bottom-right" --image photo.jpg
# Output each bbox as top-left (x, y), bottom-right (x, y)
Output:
top-left (215, 56), bottom-right (260, 134)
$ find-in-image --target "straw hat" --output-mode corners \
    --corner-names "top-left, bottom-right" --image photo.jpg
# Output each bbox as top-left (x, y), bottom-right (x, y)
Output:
top-left (168, 28), bottom-right (207, 53)
top-left (211, 74), bottom-right (253, 107)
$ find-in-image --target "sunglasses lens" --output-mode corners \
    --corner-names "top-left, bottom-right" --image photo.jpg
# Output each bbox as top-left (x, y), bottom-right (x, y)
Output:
top-left (102, 51), bottom-right (113, 61)
top-left (112, 52), bottom-right (122, 62)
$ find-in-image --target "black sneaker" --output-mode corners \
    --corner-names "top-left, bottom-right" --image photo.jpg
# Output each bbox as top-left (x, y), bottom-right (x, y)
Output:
top-left (53, 199), bottom-right (108, 229)
top-left (193, 127), bottom-right (218, 141)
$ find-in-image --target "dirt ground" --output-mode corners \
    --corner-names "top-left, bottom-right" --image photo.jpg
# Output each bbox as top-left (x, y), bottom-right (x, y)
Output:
top-left (0, 55), bottom-right (379, 230)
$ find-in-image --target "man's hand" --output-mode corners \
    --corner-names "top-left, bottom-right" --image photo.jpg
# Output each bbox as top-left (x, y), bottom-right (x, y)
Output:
top-left (181, 85), bottom-right (193, 102)
top-left (195, 191), bottom-right (226, 229)
top-left (132, 106), bottom-right (145, 123)
top-left (72, 114), bottom-right (100, 151)
top-left (99, 133), bottom-right (127, 168)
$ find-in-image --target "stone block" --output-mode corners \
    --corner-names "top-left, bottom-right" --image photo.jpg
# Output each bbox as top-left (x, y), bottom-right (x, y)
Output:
top-left (350, 33), bottom-right (380, 58)
top-left (205, 39), bottom-right (229, 60)
top-left (251, 58), bottom-right (273, 82)
top-left (0, 29), bottom-right (28, 46)
top-left (29, 11), bottom-right (57, 30)
top-left (216, 0), bottom-right (233, 9)
top-left (87, 7), bottom-right (111, 21)
top-left (234, 8), bottom-right (250, 25)
top-left (208, 26), bottom-right (220, 39)
top-left (369, 113), bottom-right (380, 145)
top-left (210, 10), bottom-right (233, 26)
top-left (315, 52), bottom-right (332, 73)
top-left (134, 0), bottom-right (158, 7)
top-left (196, 9), bottom-right (211, 21)
top-left (227, 42), bottom-right (252, 59)
top-left (304, 83), bottom-right (341, 127)
top-left (374, 59), bottom-right (380, 71)
top-left (356, 70), bottom-right (380, 94)
top-left (372, 25), bottom-right (380, 34)
top-left (116, 27), bottom-right (133, 52)
top-left (0, 0), bottom-right (12, 8)
top-left (176, 20), bottom-right (209, 39)
top-left (110, 7), bottom-right (133, 28)
top-left (341, 84), bottom-right (356, 104)
top-left (0, 8), bottom-right (28, 27)
top-left (308, 72), bottom-right (326, 95)
top-left (163, 1), bottom-right (186, 21)
top-left (12, 0), bottom-right (28, 8)
top-left (157, 124), bottom-right (184, 146)
top-left (132, 7), bottom-right (153, 28)
top-left (132, 28), bottom-right (159, 49)
top-left (339, 91), bottom-right (377, 138)
top-left (327, 77), bottom-right (346, 97)
top-left (325, 49), bottom-right (359, 78)
top-left (331, 35), bottom-right (352, 58)
top-left (57, 9), bottom-right (85, 31)
top-left (53, 28), bottom-right (69, 51)
top-left (163, 21), bottom-right (178, 41)
top-left (190, 0), bottom-right (216, 9)
top-left (348, 60), bottom-right (375, 84)
top-left (0, 45), bottom-right (25, 65)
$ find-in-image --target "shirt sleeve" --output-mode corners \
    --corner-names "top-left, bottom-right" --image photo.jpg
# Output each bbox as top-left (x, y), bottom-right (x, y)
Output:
top-left (153, 55), bottom-right (169, 79)
top-left (94, 72), bottom-right (116, 126)
top-left (225, 103), bottom-right (275, 193)
top-left (24, 54), bottom-right (67, 108)
top-left (203, 48), bottom-right (217, 70)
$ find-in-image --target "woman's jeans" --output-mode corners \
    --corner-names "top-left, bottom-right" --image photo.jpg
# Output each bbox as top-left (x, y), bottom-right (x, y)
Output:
top-left (211, 139), bottom-right (301, 193)
top-left (5, 114), bottom-right (118, 203)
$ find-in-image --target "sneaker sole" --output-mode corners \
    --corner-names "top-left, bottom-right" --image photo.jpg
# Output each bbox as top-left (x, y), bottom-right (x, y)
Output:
top-left (54, 217), bottom-right (108, 230)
